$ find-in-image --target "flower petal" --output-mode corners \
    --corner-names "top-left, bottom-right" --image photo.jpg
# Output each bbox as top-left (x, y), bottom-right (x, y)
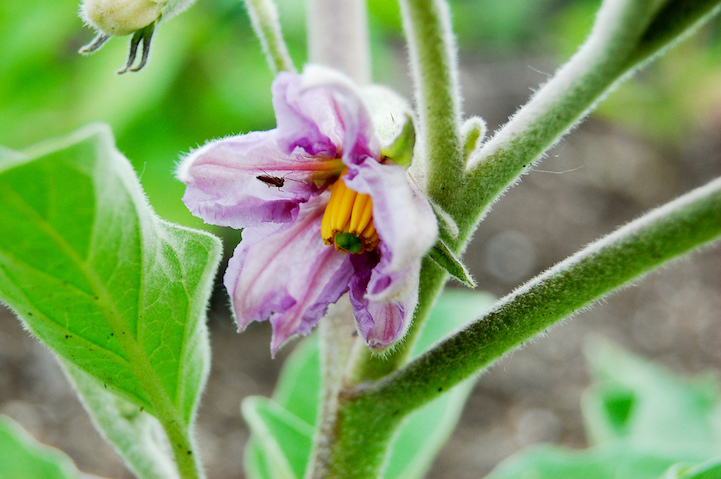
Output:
top-left (178, 129), bottom-right (335, 228)
top-left (224, 194), bottom-right (354, 354)
top-left (344, 158), bottom-right (437, 277)
top-left (303, 66), bottom-right (382, 165)
top-left (348, 253), bottom-right (417, 350)
top-left (273, 71), bottom-right (343, 158)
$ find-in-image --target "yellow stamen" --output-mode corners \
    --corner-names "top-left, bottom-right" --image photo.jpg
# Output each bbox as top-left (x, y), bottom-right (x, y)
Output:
top-left (321, 168), bottom-right (380, 254)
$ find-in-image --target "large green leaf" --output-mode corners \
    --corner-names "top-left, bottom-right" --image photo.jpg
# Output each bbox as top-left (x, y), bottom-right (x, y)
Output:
top-left (62, 362), bottom-right (181, 479)
top-left (0, 124), bottom-right (221, 475)
top-left (0, 415), bottom-right (82, 479)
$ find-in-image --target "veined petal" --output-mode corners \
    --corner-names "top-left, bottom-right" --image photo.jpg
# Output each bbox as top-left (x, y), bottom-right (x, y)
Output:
top-left (178, 129), bottom-right (338, 228)
top-left (300, 65), bottom-right (382, 166)
top-left (348, 253), bottom-right (417, 350)
top-left (273, 71), bottom-right (343, 158)
top-left (344, 159), bottom-right (438, 274)
top-left (224, 194), bottom-right (354, 354)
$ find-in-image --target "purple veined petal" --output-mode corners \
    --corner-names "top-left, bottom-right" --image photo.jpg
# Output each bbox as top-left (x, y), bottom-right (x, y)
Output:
top-left (224, 194), bottom-right (354, 354)
top-left (344, 158), bottom-right (438, 274)
top-left (348, 252), bottom-right (416, 350)
top-left (273, 71), bottom-right (343, 158)
top-left (300, 65), bottom-right (382, 166)
top-left (365, 244), bottom-right (422, 303)
top-left (177, 129), bottom-right (340, 229)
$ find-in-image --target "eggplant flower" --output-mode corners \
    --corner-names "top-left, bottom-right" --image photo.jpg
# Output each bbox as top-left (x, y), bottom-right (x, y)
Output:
top-left (178, 66), bottom-right (437, 354)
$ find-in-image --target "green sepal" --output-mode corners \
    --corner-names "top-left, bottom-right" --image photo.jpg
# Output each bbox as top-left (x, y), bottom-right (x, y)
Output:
top-left (427, 238), bottom-right (476, 288)
top-left (0, 416), bottom-right (82, 479)
top-left (381, 113), bottom-right (416, 168)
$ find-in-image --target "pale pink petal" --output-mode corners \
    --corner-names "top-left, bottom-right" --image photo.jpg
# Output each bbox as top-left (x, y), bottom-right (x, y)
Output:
top-left (348, 253), bottom-right (417, 350)
top-left (178, 129), bottom-right (338, 228)
top-left (224, 194), bottom-right (354, 354)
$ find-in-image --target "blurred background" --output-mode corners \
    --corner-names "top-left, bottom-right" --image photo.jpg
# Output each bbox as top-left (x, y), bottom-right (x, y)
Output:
top-left (1, 0), bottom-right (720, 477)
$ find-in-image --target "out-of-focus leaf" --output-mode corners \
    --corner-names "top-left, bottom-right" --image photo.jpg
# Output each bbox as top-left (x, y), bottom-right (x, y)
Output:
top-left (0, 415), bottom-right (82, 479)
top-left (485, 443), bottom-right (706, 479)
top-left (661, 456), bottom-right (721, 478)
top-left (485, 341), bottom-right (721, 479)
top-left (583, 339), bottom-right (721, 455)
top-left (271, 333), bottom-right (321, 426)
top-left (243, 333), bottom-right (319, 479)
top-left (241, 396), bottom-right (315, 479)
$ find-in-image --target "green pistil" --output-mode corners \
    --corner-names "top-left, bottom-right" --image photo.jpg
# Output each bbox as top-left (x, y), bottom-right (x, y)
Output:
top-left (334, 232), bottom-right (363, 254)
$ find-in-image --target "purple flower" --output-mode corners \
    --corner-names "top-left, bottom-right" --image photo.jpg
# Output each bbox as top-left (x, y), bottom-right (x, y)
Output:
top-left (178, 66), bottom-right (437, 354)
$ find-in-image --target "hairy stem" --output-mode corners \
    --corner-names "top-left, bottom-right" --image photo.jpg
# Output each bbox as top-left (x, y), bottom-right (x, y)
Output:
top-left (460, 0), bottom-right (721, 237)
top-left (244, 0), bottom-right (296, 73)
top-left (355, 175), bottom-right (721, 439)
top-left (399, 0), bottom-right (464, 212)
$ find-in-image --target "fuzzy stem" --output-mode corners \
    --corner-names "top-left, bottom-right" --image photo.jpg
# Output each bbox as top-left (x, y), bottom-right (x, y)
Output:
top-left (306, 0), bottom-right (371, 83)
top-left (243, 0), bottom-right (296, 74)
top-left (460, 0), bottom-right (721, 238)
top-left (399, 0), bottom-right (464, 212)
top-left (324, 175), bottom-right (721, 478)
top-left (305, 299), bottom-right (358, 479)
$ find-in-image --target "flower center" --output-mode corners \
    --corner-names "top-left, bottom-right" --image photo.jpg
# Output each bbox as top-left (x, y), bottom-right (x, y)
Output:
top-left (321, 168), bottom-right (380, 254)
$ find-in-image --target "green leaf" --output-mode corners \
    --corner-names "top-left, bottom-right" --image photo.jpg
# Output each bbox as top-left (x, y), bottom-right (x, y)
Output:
top-left (583, 340), bottom-right (721, 455)
top-left (0, 124), bottom-right (222, 475)
top-left (485, 443), bottom-right (703, 479)
top-left (244, 437), bottom-right (274, 479)
top-left (0, 415), bottom-right (82, 479)
top-left (485, 342), bottom-right (721, 479)
top-left (244, 334), bottom-right (320, 479)
top-left (61, 362), bottom-right (181, 479)
top-left (662, 457), bottom-right (721, 478)
top-left (241, 396), bottom-right (315, 479)
top-left (383, 289), bottom-right (495, 479)
top-left (271, 333), bottom-right (321, 426)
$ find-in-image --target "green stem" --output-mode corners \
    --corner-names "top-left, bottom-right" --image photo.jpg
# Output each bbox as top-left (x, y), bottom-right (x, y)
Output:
top-left (243, 0), bottom-right (296, 74)
top-left (349, 0), bottom-right (465, 386)
top-left (398, 0), bottom-right (464, 210)
top-left (323, 175), bottom-right (721, 478)
top-left (460, 0), bottom-right (721, 237)
top-left (353, 175), bottom-right (721, 441)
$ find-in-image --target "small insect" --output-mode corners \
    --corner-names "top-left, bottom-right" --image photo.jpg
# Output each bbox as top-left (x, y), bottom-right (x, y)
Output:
top-left (256, 174), bottom-right (285, 188)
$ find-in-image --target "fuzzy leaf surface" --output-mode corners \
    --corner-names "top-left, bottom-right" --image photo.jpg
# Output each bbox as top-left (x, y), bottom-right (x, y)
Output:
top-left (0, 123), bottom-right (220, 428)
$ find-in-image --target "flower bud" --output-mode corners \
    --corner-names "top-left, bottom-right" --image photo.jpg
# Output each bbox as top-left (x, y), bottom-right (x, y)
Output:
top-left (78, 0), bottom-right (195, 73)
top-left (80, 0), bottom-right (162, 36)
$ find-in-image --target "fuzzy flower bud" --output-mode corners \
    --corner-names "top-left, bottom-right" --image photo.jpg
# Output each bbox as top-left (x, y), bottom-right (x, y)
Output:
top-left (78, 0), bottom-right (195, 73)
top-left (81, 0), bottom-right (162, 36)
